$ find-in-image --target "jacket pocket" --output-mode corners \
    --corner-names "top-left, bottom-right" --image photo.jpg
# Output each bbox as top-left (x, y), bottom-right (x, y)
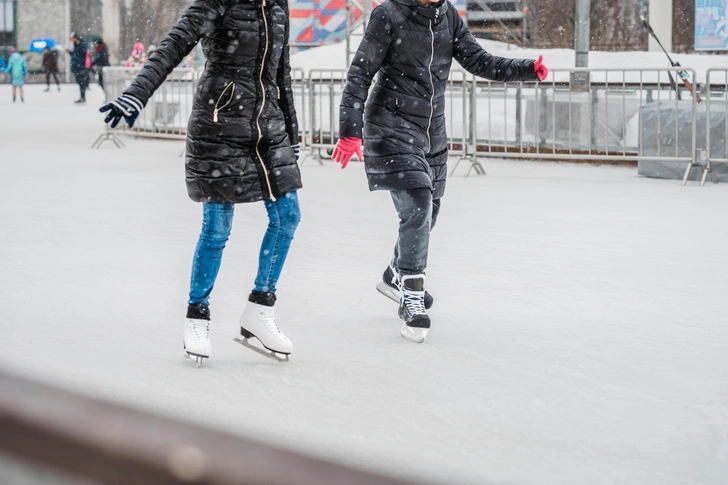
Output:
top-left (213, 81), bottom-right (235, 123)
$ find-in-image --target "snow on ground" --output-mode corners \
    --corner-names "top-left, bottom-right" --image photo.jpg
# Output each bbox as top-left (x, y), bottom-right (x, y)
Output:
top-left (1, 84), bottom-right (728, 485)
top-left (292, 37), bottom-right (728, 83)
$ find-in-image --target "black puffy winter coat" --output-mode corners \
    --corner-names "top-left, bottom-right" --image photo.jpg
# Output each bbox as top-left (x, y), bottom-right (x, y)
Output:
top-left (124, 0), bottom-right (301, 204)
top-left (340, 0), bottom-right (539, 199)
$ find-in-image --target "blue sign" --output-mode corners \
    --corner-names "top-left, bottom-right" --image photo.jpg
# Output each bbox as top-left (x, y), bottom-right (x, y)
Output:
top-left (29, 38), bottom-right (56, 52)
top-left (696, 0), bottom-right (728, 50)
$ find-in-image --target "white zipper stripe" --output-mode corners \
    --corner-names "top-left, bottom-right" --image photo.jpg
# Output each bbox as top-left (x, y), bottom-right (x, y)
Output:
top-left (213, 81), bottom-right (235, 123)
top-left (426, 17), bottom-right (436, 153)
top-left (255, 0), bottom-right (276, 201)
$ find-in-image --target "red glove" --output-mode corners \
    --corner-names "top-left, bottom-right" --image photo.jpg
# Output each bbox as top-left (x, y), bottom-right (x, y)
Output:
top-left (534, 55), bottom-right (548, 81)
top-left (332, 137), bottom-right (363, 169)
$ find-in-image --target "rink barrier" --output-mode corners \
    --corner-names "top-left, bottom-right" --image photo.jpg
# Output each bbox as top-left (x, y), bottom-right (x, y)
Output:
top-left (702, 68), bottom-right (728, 186)
top-left (304, 69), bottom-right (475, 167)
top-left (94, 66), bottom-right (724, 186)
top-left (0, 369), bottom-right (424, 485)
top-left (93, 67), bottom-right (201, 148)
top-left (454, 68), bottom-right (700, 173)
top-left (95, 67), bottom-right (307, 151)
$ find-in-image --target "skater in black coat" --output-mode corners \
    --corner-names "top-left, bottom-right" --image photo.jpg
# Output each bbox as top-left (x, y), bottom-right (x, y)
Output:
top-left (333, 0), bottom-right (548, 342)
top-left (100, 0), bottom-right (303, 365)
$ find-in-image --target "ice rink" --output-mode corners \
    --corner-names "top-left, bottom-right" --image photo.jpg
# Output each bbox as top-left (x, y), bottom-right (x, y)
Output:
top-left (1, 85), bottom-right (727, 484)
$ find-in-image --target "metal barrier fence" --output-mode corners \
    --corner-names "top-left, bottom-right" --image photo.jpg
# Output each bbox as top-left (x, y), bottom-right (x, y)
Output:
top-left (467, 68), bottom-right (697, 162)
top-left (93, 67), bottom-right (201, 148)
top-left (704, 68), bottom-right (728, 185)
top-left (95, 66), bottom-right (724, 185)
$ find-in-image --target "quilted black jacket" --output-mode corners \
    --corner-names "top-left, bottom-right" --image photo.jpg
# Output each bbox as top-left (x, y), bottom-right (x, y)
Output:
top-left (339, 0), bottom-right (539, 199)
top-left (125, 0), bottom-right (301, 203)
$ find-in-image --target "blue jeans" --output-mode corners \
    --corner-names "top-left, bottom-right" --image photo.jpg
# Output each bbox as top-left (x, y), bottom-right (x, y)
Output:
top-left (188, 192), bottom-right (301, 305)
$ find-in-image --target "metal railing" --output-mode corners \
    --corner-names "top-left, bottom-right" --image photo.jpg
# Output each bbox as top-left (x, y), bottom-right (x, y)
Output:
top-left (703, 68), bottom-right (728, 185)
top-left (93, 67), bottom-right (201, 148)
top-left (94, 65), bottom-right (726, 185)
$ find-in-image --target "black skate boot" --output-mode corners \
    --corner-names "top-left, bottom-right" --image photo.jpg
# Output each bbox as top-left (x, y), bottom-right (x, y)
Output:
top-left (398, 275), bottom-right (431, 343)
top-left (377, 264), bottom-right (434, 309)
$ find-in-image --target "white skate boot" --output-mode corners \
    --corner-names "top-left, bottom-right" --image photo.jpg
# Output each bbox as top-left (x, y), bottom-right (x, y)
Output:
top-left (183, 303), bottom-right (211, 366)
top-left (234, 291), bottom-right (292, 362)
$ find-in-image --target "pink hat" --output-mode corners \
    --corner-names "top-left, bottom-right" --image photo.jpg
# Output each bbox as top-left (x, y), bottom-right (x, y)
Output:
top-left (132, 42), bottom-right (145, 59)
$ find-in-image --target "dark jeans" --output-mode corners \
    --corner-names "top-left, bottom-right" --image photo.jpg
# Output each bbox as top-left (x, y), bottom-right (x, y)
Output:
top-left (188, 192), bottom-right (301, 305)
top-left (46, 71), bottom-right (60, 87)
top-left (75, 70), bottom-right (88, 100)
top-left (390, 188), bottom-right (441, 275)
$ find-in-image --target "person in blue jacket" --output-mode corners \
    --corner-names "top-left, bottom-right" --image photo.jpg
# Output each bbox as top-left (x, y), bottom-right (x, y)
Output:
top-left (4, 49), bottom-right (28, 103)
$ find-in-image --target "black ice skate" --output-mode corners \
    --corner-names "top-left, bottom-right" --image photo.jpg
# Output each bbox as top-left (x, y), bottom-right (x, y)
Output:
top-left (183, 303), bottom-right (211, 367)
top-left (398, 275), bottom-right (431, 343)
top-left (376, 263), bottom-right (434, 309)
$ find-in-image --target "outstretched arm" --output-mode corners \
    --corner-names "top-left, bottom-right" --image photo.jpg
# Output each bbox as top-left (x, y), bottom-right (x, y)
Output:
top-left (123, 0), bottom-right (232, 106)
top-left (276, 11), bottom-right (299, 146)
top-left (451, 10), bottom-right (538, 83)
top-left (339, 5), bottom-right (393, 139)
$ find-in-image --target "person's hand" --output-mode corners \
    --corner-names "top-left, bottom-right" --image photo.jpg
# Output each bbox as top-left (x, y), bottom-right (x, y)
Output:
top-left (292, 144), bottom-right (300, 162)
top-left (99, 94), bottom-right (143, 128)
top-left (332, 137), bottom-right (363, 169)
top-left (534, 55), bottom-right (549, 81)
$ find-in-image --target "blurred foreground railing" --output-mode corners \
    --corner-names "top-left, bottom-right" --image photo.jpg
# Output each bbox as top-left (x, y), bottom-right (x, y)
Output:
top-left (96, 66), bottom-right (725, 185)
top-left (0, 370), bottom-right (421, 485)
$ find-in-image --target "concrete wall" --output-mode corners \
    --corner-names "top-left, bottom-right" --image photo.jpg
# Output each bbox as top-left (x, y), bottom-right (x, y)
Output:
top-left (16, 0), bottom-right (65, 51)
top-left (70, 0), bottom-right (102, 38)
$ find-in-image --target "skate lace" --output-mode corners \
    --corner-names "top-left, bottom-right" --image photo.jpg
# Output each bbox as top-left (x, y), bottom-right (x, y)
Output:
top-left (389, 264), bottom-right (402, 288)
top-left (189, 320), bottom-right (210, 343)
top-left (259, 307), bottom-right (286, 340)
top-left (402, 288), bottom-right (427, 315)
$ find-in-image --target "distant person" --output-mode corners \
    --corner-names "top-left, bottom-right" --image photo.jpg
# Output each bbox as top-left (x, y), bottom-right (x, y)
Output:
top-left (67, 32), bottom-right (89, 104)
top-left (4, 48), bottom-right (27, 103)
top-left (43, 46), bottom-right (61, 92)
top-left (92, 38), bottom-right (110, 89)
top-left (125, 42), bottom-right (146, 68)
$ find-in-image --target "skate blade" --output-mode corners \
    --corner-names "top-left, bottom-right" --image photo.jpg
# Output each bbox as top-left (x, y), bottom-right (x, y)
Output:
top-left (233, 338), bottom-right (290, 363)
top-left (184, 351), bottom-right (207, 367)
top-left (183, 342), bottom-right (209, 367)
top-left (400, 323), bottom-right (429, 343)
top-left (376, 282), bottom-right (400, 304)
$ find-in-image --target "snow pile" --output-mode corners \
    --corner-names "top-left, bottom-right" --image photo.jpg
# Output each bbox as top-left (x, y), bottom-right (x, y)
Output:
top-left (292, 37), bottom-right (728, 82)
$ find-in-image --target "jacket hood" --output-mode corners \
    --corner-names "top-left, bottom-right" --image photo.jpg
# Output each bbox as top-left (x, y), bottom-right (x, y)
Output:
top-left (391, 0), bottom-right (448, 22)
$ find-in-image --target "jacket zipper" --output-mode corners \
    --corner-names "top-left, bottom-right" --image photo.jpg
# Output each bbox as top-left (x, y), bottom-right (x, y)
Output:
top-left (426, 12), bottom-right (437, 154)
top-left (255, 0), bottom-right (276, 201)
top-left (213, 81), bottom-right (235, 123)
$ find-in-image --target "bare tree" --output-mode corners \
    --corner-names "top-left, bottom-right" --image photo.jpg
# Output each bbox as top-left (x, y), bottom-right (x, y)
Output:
top-left (525, 0), bottom-right (646, 51)
top-left (120, 0), bottom-right (191, 58)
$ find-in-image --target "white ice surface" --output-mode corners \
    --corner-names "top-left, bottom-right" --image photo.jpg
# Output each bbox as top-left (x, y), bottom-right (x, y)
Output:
top-left (2, 85), bottom-right (728, 485)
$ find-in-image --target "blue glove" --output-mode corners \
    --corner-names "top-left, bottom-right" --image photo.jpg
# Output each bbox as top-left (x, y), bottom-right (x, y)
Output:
top-left (291, 144), bottom-right (300, 161)
top-left (100, 94), bottom-right (144, 128)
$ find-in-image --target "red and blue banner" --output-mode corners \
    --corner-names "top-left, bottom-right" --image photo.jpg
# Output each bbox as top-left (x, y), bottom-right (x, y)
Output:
top-left (290, 0), bottom-right (467, 45)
